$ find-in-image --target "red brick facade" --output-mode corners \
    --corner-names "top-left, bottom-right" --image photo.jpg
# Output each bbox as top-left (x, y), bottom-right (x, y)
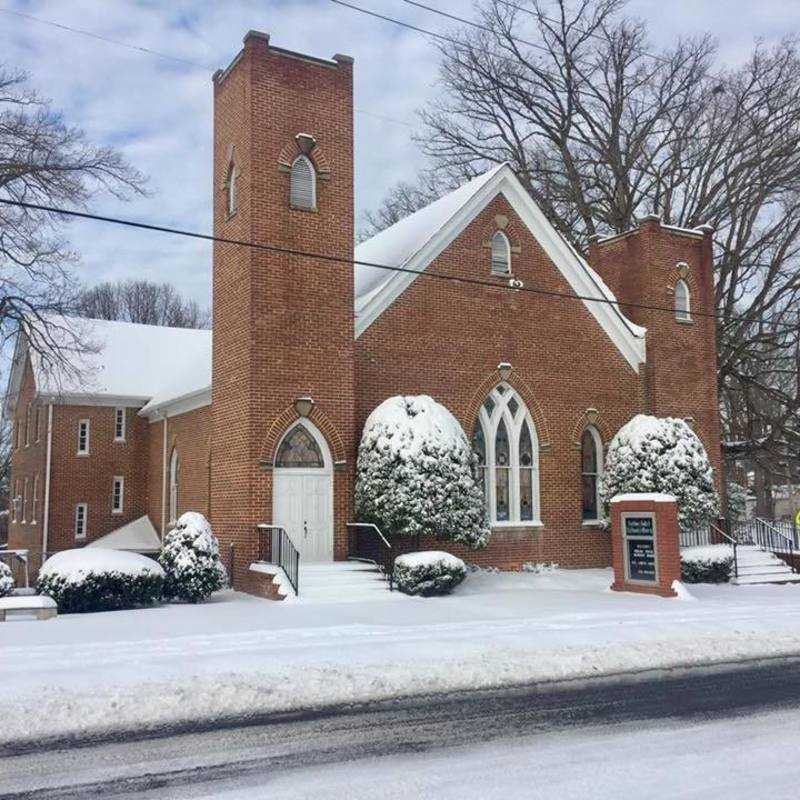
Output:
top-left (6, 34), bottom-right (723, 589)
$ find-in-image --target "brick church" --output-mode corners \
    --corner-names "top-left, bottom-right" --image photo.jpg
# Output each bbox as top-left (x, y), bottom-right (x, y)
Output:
top-left (5, 31), bottom-right (722, 590)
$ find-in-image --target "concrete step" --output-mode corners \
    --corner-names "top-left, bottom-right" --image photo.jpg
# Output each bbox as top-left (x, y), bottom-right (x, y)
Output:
top-left (732, 573), bottom-right (800, 585)
top-left (736, 563), bottom-right (795, 576)
top-left (295, 560), bottom-right (398, 603)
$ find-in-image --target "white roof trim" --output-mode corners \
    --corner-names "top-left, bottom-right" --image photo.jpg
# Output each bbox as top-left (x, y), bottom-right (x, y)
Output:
top-left (140, 385), bottom-right (212, 420)
top-left (86, 515), bottom-right (161, 552)
top-left (355, 165), bottom-right (646, 372)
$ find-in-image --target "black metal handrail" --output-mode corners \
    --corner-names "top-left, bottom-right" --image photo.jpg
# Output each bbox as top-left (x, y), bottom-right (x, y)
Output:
top-left (732, 518), bottom-right (798, 574)
top-left (347, 522), bottom-right (394, 590)
top-left (709, 522), bottom-right (739, 581)
top-left (256, 524), bottom-right (300, 596)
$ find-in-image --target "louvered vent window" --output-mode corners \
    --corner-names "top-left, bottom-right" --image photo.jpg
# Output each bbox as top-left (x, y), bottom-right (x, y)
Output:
top-left (290, 155), bottom-right (316, 210)
top-left (491, 231), bottom-right (511, 275)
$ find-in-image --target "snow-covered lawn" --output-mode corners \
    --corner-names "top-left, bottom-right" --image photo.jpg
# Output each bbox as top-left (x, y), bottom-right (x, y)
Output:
top-left (3, 568), bottom-right (800, 747)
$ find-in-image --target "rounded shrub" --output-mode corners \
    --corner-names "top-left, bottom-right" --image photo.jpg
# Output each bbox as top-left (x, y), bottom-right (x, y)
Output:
top-left (680, 545), bottom-right (734, 584)
top-left (0, 561), bottom-right (14, 598)
top-left (159, 512), bottom-right (227, 603)
top-left (356, 395), bottom-right (489, 550)
top-left (393, 551), bottom-right (467, 596)
top-left (601, 414), bottom-right (719, 532)
top-left (36, 549), bottom-right (164, 613)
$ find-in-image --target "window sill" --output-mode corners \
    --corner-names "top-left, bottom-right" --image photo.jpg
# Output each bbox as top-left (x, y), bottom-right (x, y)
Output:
top-left (492, 520), bottom-right (544, 529)
top-left (676, 317), bottom-right (694, 325)
top-left (112, 510), bottom-right (123, 516)
top-left (290, 204), bottom-right (318, 213)
top-left (581, 520), bottom-right (607, 529)
top-left (114, 438), bottom-right (126, 444)
top-left (76, 452), bottom-right (89, 457)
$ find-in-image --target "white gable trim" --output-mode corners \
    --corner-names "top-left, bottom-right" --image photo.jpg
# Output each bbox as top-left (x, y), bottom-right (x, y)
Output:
top-left (355, 166), bottom-right (646, 372)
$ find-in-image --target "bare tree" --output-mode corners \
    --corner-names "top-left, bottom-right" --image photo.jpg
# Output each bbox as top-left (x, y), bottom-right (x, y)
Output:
top-left (0, 66), bottom-right (147, 381)
top-left (367, 0), bottom-right (800, 500)
top-left (76, 279), bottom-right (210, 329)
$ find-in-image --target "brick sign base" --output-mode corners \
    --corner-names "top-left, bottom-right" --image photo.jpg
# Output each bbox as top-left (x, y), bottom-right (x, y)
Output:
top-left (610, 494), bottom-right (681, 598)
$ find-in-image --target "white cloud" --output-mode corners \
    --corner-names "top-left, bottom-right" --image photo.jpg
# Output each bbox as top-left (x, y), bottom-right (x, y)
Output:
top-left (1, 0), bottom-right (797, 313)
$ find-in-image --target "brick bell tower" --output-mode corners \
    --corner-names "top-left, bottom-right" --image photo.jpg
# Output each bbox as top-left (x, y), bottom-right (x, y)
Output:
top-left (589, 217), bottom-right (724, 490)
top-left (211, 32), bottom-right (356, 587)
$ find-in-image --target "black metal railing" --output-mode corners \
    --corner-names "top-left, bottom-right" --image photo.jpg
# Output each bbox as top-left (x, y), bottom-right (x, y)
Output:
top-left (731, 518), bottom-right (798, 573)
top-left (256, 524), bottom-right (300, 596)
top-left (347, 522), bottom-right (394, 590)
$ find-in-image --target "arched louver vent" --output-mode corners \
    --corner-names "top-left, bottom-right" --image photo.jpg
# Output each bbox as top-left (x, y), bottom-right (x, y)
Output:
top-left (491, 231), bottom-right (511, 275)
top-left (290, 155), bottom-right (316, 210)
top-left (675, 279), bottom-right (691, 321)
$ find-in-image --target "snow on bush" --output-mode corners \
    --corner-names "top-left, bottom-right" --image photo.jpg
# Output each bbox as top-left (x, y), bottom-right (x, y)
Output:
top-left (726, 481), bottom-right (748, 522)
top-left (600, 415), bottom-right (719, 531)
top-left (393, 551), bottom-right (467, 596)
top-left (0, 561), bottom-right (14, 598)
top-left (356, 395), bottom-right (489, 549)
top-left (159, 512), bottom-right (227, 603)
top-left (680, 545), bottom-right (734, 584)
top-left (37, 549), bottom-right (164, 613)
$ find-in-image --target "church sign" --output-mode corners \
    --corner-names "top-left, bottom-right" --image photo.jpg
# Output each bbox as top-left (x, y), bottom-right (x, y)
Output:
top-left (621, 512), bottom-right (658, 584)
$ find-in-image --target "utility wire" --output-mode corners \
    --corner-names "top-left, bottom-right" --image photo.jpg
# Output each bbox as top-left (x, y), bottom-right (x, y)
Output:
top-left (0, 196), bottom-right (790, 334)
top-left (0, 6), bottom-right (413, 129)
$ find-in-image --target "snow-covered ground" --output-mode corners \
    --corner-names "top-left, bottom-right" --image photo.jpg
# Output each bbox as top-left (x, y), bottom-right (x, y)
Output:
top-left (3, 568), bottom-right (800, 747)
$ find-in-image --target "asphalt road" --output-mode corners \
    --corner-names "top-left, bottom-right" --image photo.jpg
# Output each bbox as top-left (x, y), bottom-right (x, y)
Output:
top-left (3, 657), bottom-right (800, 799)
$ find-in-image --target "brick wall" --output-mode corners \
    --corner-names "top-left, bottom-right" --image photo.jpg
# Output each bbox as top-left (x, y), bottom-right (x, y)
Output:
top-left (590, 220), bottom-right (724, 494)
top-left (146, 405), bottom-right (212, 538)
top-left (211, 33), bottom-right (356, 588)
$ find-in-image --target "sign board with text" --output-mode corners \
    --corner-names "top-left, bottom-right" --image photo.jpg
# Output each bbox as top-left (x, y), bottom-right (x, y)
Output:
top-left (621, 512), bottom-right (658, 584)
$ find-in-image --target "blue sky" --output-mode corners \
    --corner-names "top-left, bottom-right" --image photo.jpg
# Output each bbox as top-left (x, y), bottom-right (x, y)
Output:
top-left (2, 0), bottom-right (800, 313)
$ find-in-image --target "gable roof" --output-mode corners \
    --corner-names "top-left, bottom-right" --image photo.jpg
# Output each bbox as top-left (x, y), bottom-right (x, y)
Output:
top-left (354, 163), bottom-right (646, 372)
top-left (7, 315), bottom-right (211, 414)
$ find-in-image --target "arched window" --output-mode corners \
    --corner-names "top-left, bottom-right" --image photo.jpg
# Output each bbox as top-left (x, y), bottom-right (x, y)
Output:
top-left (471, 384), bottom-right (540, 525)
top-left (290, 155), bottom-right (316, 210)
top-left (276, 424), bottom-right (325, 468)
top-left (675, 279), bottom-right (691, 321)
top-left (491, 231), bottom-right (511, 275)
top-left (580, 427), bottom-right (603, 522)
top-left (169, 448), bottom-right (179, 524)
top-left (225, 161), bottom-right (238, 216)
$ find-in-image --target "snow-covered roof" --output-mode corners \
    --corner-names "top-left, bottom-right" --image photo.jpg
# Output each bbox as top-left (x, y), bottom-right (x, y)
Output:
top-left (85, 515), bottom-right (161, 553)
top-left (11, 315), bottom-right (211, 415)
top-left (354, 163), bottom-right (646, 371)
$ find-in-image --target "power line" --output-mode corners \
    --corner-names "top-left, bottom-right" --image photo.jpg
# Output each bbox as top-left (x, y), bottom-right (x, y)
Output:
top-left (0, 6), bottom-right (413, 129)
top-left (0, 196), bottom-right (789, 334)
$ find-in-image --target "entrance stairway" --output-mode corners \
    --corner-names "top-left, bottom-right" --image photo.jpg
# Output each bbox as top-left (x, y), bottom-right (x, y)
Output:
top-left (732, 545), bottom-right (800, 586)
top-left (297, 561), bottom-right (396, 603)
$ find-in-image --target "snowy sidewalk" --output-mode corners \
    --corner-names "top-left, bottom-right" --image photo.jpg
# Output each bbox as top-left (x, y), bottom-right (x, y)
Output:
top-left (3, 569), bottom-right (800, 748)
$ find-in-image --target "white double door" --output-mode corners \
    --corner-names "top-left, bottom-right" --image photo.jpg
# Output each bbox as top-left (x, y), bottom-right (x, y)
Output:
top-left (273, 469), bottom-right (333, 562)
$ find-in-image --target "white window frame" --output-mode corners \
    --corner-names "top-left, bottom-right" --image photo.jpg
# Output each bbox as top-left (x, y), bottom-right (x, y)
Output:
top-left (31, 473), bottom-right (39, 524)
top-left (11, 479), bottom-right (19, 522)
top-left (675, 279), bottom-right (692, 321)
top-left (35, 405), bottom-right (42, 442)
top-left (169, 448), bottom-right (179, 524)
top-left (114, 407), bottom-right (126, 442)
top-left (77, 419), bottom-right (90, 455)
top-left (580, 426), bottom-right (604, 524)
top-left (75, 503), bottom-right (88, 540)
top-left (289, 154), bottom-right (317, 211)
top-left (473, 384), bottom-right (541, 526)
top-left (491, 231), bottom-right (512, 275)
top-left (112, 475), bottom-right (125, 515)
top-left (226, 161), bottom-right (238, 217)
top-left (25, 402), bottom-right (32, 447)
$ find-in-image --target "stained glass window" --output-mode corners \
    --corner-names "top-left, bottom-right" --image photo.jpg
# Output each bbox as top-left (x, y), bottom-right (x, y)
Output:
top-left (519, 421), bottom-right (534, 521)
top-left (495, 418), bottom-right (510, 521)
top-left (276, 425), bottom-right (324, 468)
top-left (581, 429), bottom-right (601, 521)
top-left (472, 425), bottom-right (487, 501)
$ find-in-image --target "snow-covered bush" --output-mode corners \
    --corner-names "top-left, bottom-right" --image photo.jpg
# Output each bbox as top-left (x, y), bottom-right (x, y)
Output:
top-left (0, 561), bottom-right (14, 597)
top-left (393, 551), bottom-right (467, 596)
top-left (680, 545), bottom-right (734, 584)
top-left (356, 396), bottom-right (489, 549)
top-left (37, 549), bottom-right (164, 613)
top-left (726, 481), bottom-right (748, 522)
top-left (159, 512), bottom-right (227, 603)
top-left (600, 415), bottom-right (719, 531)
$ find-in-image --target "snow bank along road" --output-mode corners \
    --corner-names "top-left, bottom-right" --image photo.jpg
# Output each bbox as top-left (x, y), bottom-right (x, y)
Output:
top-left (3, 659), bottom-right (800, 799)
top-left (3, 570), bottom-right (800, 749)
